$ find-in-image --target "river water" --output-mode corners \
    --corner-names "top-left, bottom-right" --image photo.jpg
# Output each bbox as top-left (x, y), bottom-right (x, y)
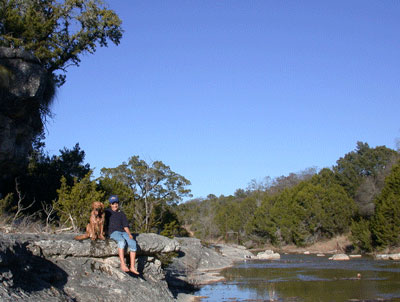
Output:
top-left (195, 254), bottom-right (400, 302)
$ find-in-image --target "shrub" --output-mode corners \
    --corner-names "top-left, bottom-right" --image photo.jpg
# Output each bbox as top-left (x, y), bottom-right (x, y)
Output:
top-left (53, 172), bottom-right (104, 230)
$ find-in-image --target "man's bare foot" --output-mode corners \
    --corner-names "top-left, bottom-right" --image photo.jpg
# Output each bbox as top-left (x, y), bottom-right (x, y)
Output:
top-left (120, 264), bottom-right (129, 272)
top-left (129, 267), bottom-right (139, 275)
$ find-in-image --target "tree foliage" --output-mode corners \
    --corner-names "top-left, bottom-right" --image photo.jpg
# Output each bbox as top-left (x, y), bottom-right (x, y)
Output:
top-left (0, 0), bottom-right (123, 85)
top-left (370, 160), bottom-right (400, 249)
top-left (176, 197), bottom-right (220, 239)
top-left (176, 143), bottom-right (399, 251)
top-left (350, 218), bottom-right (373, 252)
top-left (245, 169), bottom-right (355, 246)
top-left (0, 143), bottom-right (91, 216)
top-left (333, 142), bottom-right (399, 199)
top-left (54, 171), bottom-right (104, 230)
top-left (100, 156), bottom-right (192, 233)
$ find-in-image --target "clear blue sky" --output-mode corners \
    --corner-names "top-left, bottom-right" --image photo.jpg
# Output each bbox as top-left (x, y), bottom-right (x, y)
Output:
top-left (45, 0), bottom-right (400, 200)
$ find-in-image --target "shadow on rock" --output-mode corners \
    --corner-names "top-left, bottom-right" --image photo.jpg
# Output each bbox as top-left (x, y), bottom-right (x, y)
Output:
top-left (0, 237), bottom-right (68, 293)
top-left (164, 250), bottom-right (200, 299)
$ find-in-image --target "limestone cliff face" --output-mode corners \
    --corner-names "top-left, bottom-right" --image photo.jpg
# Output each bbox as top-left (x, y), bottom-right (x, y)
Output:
top-left (0, 47), bottom-right (50, 184)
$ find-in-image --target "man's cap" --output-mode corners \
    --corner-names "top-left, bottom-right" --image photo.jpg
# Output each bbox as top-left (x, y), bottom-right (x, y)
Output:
top-left (109, 195), bottom-right (119, 204)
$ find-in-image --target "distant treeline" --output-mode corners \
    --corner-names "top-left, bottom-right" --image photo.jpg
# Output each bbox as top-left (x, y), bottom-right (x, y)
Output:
top-left (175, 142), bottom-right (400, 252)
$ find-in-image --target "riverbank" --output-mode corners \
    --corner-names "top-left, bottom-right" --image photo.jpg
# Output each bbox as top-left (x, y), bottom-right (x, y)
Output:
top-left (250, 235), bottom-right (400, 255)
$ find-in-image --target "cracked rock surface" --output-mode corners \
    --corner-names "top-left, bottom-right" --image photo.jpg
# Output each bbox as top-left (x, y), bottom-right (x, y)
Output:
top-left (0, 233), bottom-right (179, 302)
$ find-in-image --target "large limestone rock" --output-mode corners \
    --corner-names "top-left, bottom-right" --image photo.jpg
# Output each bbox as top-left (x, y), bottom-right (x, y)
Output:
top-left (0, 233), bottom-right (180, 302)
top-left (8, 233), bottom-right (180, 258)
top-left (213, 243), bottom-right (254, 260)
top-left (166, 238), bottom-right (233, 288)
top-left (257, 250), bottom-right (281, 260)
top-left (0, 47), bottom-right (47, 98)
top-left (329, 253), bottom-right (350, 261)
top-left (375, 253), bottom-right (400, 260)
top-left (0, 47), bottom-right (51, 187)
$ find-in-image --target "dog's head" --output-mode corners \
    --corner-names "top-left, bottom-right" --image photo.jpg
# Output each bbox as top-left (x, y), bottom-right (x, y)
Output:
top-left (92, 201), bottom-right (104, 215)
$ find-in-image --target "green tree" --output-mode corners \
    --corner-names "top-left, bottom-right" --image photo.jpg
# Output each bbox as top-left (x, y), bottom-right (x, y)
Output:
top-left (0, 0), bottom-right (123, 86)
top-left (214, 196), bottom-right (242, 235)
top-left (100, 156), bottom-right (192, 233)
top-left (158, 205), bottom-right (189, 238)
top-left (15, 143), bottom-right (91, 215)
top-left (248, 189), bottom-right (295, 245)
top-left (248, 170), bottom-right (355, 247)
top-left (370, 160), bottom-right (400, 248)
top-left (350, 218), bottom-right (373, 252)
top-left (294, 176), bottom-right (355, 243)
top-left (214, 194), bottom-right (259, 242)
top-left (98, 176), bottom-right (135, 220)
top-left (0, 193), bottom-right (14, 216)
top-left (333, 142), bottom-right (398, 199)
top-left (54, 171), bottom-right (104, 230)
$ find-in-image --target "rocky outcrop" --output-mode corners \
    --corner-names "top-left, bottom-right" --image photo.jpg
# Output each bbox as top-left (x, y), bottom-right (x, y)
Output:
top-left (14, 233), bottom-right (180, 258)
top-left (165, 238), bottom-right (253, 291)
top-left (0, 233), bottom-right (255, 301)
top-left (0, 233), bottom-right (180, 302)
top-left (0, 47), bottom-right (53, 188)
top-left (166, 237), bottom-right (231, 288)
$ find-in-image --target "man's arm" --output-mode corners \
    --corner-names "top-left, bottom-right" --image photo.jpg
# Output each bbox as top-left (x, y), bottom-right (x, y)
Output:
top-left (123, 227), bottom-right (133, 239)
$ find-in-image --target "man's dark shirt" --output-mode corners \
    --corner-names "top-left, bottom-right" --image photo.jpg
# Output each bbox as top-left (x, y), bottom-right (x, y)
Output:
top-left (105, 208), bottom-right (129, 235)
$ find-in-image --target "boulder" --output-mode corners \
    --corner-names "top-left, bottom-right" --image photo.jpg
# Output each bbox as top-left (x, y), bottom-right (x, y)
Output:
top-left (375, 253), bottom-right (400, 260)
top-left (329, 254), bottom-right (350, 261)
top-left (213, 243), bottom-right (254, 261)
top-left (375, 254), bottom-right (390, 260)
top-left (257, 250), bottom-right (280, 260)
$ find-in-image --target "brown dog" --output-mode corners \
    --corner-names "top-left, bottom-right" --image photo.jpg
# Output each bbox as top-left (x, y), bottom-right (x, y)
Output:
top-left (74, 201), bottom-right (105, 241)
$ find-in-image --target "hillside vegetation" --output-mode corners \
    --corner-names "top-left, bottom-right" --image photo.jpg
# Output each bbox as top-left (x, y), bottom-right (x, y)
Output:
top-left (1, 141), bottom-right (399, 253)
top-left (175, 142), bottom-right (400, 252)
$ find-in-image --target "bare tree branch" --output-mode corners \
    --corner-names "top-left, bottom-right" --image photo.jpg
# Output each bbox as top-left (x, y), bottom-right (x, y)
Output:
top-left (11, 178), bottom-right (36, 225)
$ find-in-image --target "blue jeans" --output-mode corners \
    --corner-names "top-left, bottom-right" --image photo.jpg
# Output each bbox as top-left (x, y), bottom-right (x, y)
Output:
top-left (110, 231), bottom-right (137, 252)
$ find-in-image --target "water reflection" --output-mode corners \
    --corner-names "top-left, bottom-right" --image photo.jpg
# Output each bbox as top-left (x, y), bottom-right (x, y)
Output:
top-left (196, 254), bottom-right (400, 302)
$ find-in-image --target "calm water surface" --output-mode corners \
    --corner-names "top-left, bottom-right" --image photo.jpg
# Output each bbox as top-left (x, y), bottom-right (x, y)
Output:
top-left (195, 254), bottom-right (400, 302)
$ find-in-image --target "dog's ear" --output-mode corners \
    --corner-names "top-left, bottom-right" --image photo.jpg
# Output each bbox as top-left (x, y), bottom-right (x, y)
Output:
top-left (100, 202), bottom-right (104, 210)
top-left (91, 202), bottom-right (96, 210)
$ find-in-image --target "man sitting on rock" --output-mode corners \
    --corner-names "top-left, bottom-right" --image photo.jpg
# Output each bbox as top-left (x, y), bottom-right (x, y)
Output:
top-left (105, 195), bottom-right (139, 274)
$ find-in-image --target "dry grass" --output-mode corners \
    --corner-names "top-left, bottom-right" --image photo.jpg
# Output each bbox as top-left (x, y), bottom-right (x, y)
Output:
top-left (247, 235), bottom-right (354, 255)
top-left (0, 214), bottom-right (63, 234)
top-left (280, 235), bottom-right (352, 254)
